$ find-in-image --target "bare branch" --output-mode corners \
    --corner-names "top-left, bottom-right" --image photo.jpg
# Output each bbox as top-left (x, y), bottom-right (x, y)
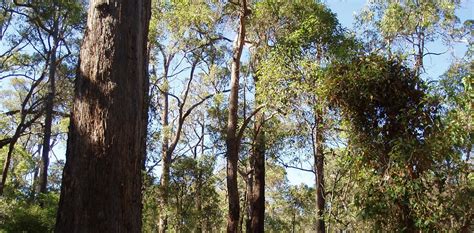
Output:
top-left (237, 104), bottom-right (265, 142)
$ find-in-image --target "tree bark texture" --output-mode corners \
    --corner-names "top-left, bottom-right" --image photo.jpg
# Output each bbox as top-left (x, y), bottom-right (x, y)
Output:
top-left (249, 111), bottom-right (265, 233)
top-left (55, 0), bottom-right (151, 232)
top-left (226, 2), bottom-right (248, 231)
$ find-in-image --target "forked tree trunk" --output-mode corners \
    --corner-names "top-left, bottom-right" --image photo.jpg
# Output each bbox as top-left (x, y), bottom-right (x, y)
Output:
top-left (55, 0), bottom-right (151, 232)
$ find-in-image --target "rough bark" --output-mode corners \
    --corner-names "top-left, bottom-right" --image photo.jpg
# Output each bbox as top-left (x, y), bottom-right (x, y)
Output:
top-left (249, 111), bottom-right (265, 233)
top-left (55, 0), bottom-right (151, 232)
top-left (226, 2), bottom-right (248, 231)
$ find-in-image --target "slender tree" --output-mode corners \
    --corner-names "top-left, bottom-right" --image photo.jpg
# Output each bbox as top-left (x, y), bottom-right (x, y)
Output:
top-left (55, 0), bottom-right (151, 232)
top-left (226, 0), bottom-right (250, 231)
top-left (38, 2), bottom-right (59, 195)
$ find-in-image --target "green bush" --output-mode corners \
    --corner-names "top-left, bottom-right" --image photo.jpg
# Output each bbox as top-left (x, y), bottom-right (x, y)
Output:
top-left (0, 193), bottom-right (59, 233)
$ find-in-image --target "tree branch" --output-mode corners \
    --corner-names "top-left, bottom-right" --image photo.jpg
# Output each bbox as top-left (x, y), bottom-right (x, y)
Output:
top-left (237, 104), bottom-right (265, 142)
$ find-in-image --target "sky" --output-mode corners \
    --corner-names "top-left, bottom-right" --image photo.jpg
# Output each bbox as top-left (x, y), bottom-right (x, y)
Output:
top-left (2, 0), bottom-right (471, 187)
top-left (48, 0), bottom-right (474, 187)
top-left (286, 0), bottom-right (474, 186)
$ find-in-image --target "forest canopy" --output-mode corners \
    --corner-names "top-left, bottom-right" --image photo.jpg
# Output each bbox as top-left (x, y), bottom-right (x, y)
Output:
top-left (0, 0), bottom-right (472, 232)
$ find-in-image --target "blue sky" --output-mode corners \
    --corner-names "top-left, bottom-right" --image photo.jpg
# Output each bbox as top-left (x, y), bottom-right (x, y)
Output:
top-left (287, 0), bottom-right (473, 186)
top-left (48, 0), bottom-right (473, 186)
top-left (2, 0), bottom-right (471, 187)
top-left (328, 0), bottom-right (473, 77)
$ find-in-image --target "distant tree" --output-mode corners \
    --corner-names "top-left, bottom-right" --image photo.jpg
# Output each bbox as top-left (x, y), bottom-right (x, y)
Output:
top-left (357, 0), bottom-right (463, 74)
top-left (0, 0), bottom-right (84, 196)
top-left (254, 1), bottom-right (355, 231)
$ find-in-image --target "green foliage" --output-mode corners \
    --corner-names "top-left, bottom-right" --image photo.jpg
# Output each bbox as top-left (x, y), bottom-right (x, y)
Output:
top-left (254, 0), bottom-right (357, 113)
top-left (357, 0), bottom-right (462, 63)
top-left (0, 192), bottom-right (59, 233)
top-left (264, 163), bottom-right (315, 232)
top-left (0, 145), bottom-right (35, 196)
top-left (325, 54), bottom-right (473, 231)
top-left (326, 55), bottom-right (435, 168)
top-left (0, 1), bottom-right (471, 232)
top-left (142, 155), bottom-right (223, 232)
top-left (168, 156), bottom-right (223, 231)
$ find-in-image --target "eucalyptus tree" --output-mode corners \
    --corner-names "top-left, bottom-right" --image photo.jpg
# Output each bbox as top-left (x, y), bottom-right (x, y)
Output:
top-left (255, 1), bottom-right (354, 231)
top-left (11, 0), bottom-right (85, 195)
top-left (432, 60), bottom-right (473, 231)
top-left (146, 1), bottom-right (228, 231)
top-left (0, 0), bottom-right (84, 196)
top-left (55, 0), bottom-right (151, 231)
top-left (357, 0), bottom-right (463, 74)
top-left (0, 68), bottom-right (47, 195)
top-left (225, 1), bottom-right (251, 231)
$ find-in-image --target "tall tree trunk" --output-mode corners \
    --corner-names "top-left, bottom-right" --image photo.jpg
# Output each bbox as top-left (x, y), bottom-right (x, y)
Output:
top-left (248, 72), bottom-right (265, 232)
top-left (30, 158), bottom-right (39, 202)
top-left (159, 74), bottom-right (170, 233)
top-left (55, 0), bottom-right (151, 232)
top-left (159, 154), bottom-right (170, 233)
top-left (313, 110), bottom-right (325, 233)
top-left (28, 145), bottom-right (42, 202)
top-left (226, 1), bottom-right (248, 232)
top-left (39, 15), bottom-right (59, 195)
top-left (249, 111), bottom-right (265, 233)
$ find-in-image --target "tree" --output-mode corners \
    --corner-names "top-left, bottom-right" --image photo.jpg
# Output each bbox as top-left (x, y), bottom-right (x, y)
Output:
top-left (0, 0), bottom-right (83, 197)
top-left (254, 1), bottom-right (354, 231)
top-left (55, 0), bottom-right (151, 232)
top-left (0, 1), bottom-right (471, 232)
top-left (10, 0), bottom-right (84, 195)
top-left (146, 1), bottom-right (228, 231)
top-left (225, 0), bottom-right (250, 232)
top-left (325, 54), bottom-right (442, 231)
top-left (357, 0), bottom-right (462, 74)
